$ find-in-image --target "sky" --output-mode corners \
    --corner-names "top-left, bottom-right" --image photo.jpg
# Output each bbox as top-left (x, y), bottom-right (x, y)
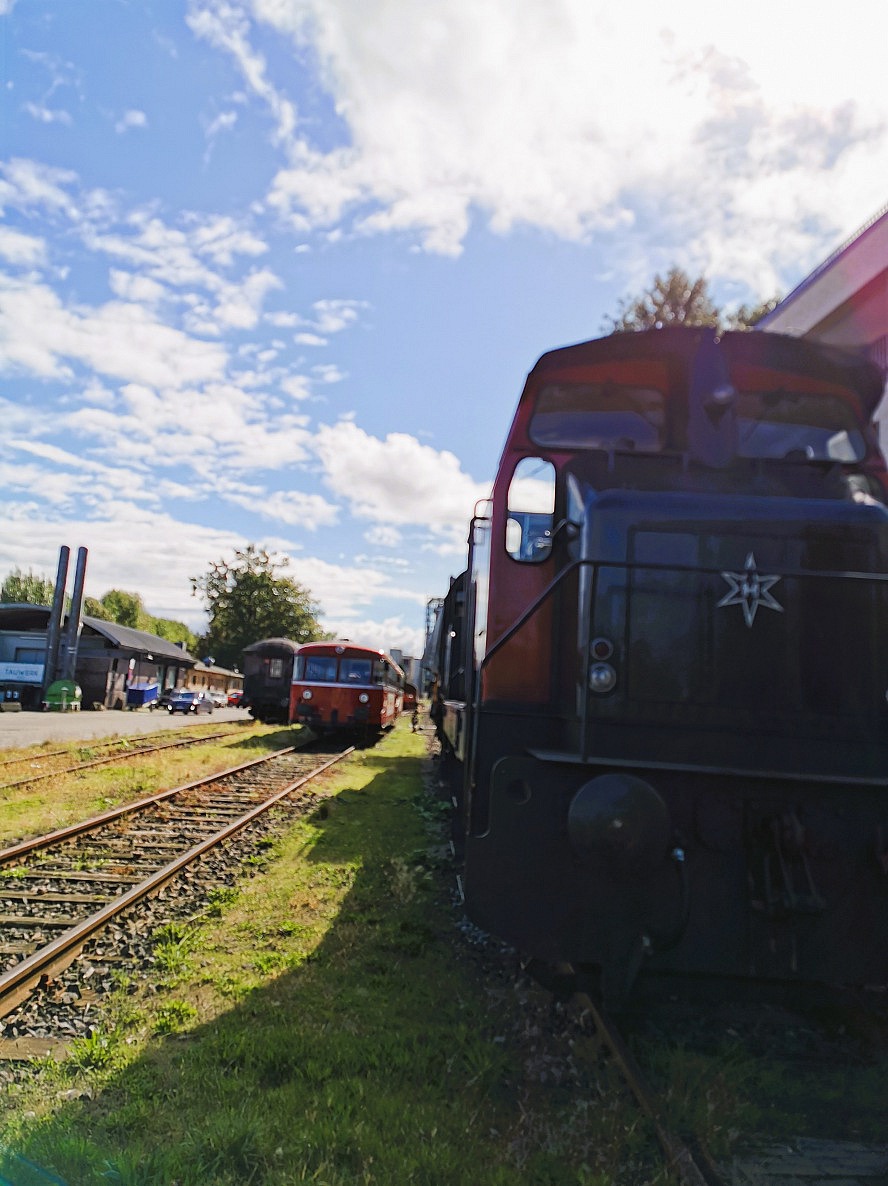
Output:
top-left (1, 0), bottom-right (887, 659)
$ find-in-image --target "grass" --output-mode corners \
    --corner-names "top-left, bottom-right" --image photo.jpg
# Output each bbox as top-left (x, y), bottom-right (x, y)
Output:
top-left (0, 723), bottom-right (666, 1186)
top-left (0, 721), bottom-right (304, 848)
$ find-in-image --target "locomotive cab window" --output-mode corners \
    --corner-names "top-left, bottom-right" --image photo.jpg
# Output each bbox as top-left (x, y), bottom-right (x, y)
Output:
top-left (506, 457), bottom-right (556, 562)
top-left (530, 382), bottom-right (665, 452)
top-left (735, 390), bottom-right (866, 461)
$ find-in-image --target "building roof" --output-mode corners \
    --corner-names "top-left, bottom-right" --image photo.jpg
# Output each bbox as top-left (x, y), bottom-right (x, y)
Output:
top-left (758, 204), bottom-right (888, 350)
top-left (0, 603), bottom-right (197, 666)
top-left (80, 616), bottom-right (198, 665)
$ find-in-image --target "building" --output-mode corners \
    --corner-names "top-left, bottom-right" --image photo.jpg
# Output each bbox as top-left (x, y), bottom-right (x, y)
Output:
top-left (0, 604), bottom-right (198, 710)
top-left (758, 203), bottom-right (888, 440)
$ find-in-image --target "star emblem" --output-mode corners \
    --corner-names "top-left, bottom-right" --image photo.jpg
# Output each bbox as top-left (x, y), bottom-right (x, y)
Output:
top-left (717, 552), bottom-right (783, 628)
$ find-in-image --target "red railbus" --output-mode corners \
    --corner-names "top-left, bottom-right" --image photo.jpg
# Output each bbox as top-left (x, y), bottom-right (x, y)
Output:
top-left (289, 641), bottom-right (404, 735)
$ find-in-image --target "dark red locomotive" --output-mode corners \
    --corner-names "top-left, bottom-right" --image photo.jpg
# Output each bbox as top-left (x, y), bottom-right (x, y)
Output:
top-left (430, 326), bottom-right (888, 1002)
top-left (290, 640), bottom-right (404, 736)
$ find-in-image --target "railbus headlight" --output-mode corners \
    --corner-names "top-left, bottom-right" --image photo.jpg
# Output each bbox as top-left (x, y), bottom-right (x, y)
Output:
top-left (358, 693), bottom-right (369, 704)
top-left (301, 689), bottom-right (313, 700)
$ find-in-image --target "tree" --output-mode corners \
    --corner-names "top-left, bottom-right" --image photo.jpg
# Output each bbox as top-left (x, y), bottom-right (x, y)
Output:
top-left (191, 544), bottom-right (326, 669)
top-left (1, 568), bottom-right (55, 605)
top-left (83, 596), bottom-right (112, 620)
top-left (151, 617), bottom-right (198, 652)
top-left (100, 589), bottom-right (152, 631)
top-left (723, 296), bottom-right (781, 330)
top-left (603, 266), bottom-right (780, 334)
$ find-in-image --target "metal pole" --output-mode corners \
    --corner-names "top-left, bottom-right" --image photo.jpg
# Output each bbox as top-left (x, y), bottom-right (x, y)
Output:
top-left (42, 546), bottom-right (70, 695)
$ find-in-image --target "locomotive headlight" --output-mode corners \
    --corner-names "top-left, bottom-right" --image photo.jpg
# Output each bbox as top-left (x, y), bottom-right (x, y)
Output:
top-left (589, 662), bottom-right (617, 694)
top-left (358, 693), bottom-right (369, 704)
top-left (301, 689), bottom-right (313, 701)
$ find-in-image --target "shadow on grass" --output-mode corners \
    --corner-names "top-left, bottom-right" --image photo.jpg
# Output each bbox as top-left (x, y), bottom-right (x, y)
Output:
top-left (3, 733), bottom-right (611, 1186)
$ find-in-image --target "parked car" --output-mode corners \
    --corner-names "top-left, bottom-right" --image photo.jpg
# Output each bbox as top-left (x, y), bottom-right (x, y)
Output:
top-left (208, 689), bottom-right (228, 708)
top-left (227, 689), bottom-right (244, 706)
top-left (153, 687), bottom-right (179, 711)
top-left (167, 690), bottom-right (214, 715)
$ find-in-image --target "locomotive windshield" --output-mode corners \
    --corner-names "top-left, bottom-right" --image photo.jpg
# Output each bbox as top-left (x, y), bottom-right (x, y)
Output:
top-left (735, 389), bottom-right (866, 462)
top-left (530, 382), bottom-right (666, 452)
top-left (530, 379), bottom-right (867, 464)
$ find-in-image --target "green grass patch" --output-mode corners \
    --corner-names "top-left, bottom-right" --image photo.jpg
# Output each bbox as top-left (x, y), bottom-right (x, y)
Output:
top-left (0, 724), bottom-right (662, 1185)
top-left (0, 723), bottom-right (304, 847)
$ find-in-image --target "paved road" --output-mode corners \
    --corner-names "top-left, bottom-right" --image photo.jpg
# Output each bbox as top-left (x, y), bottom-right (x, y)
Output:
top-left (0, 706), bottom-right (253, 749)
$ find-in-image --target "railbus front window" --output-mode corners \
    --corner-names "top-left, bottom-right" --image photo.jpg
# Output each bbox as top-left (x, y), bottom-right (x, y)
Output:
top-left (506, 456), bottom-right (556, 562)
top-left (298, 656), bottom-right (337, 682)
top-left (341, 658), bottom-right (372, 683)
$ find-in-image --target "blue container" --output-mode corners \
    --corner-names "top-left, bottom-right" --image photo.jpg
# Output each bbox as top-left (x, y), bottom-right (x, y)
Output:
top-left (125, 683), bottom-right (159, 708)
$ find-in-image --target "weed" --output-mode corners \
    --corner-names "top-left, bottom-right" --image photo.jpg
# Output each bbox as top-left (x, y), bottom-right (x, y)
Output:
top-left (205, 885), bottom-right (239, 915)
top-left (151, 920), bottom-right (195, 978)
top-left (67, 1029), bottom-right (119, 1072)
top-left (152, 1000), bottom-right (198, 1035)
top-left (385, 855), bottom-right (429, 902)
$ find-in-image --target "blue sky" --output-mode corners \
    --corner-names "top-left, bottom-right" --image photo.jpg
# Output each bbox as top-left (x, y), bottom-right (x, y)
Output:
top-left (2, 0), bottom-right (887, 657)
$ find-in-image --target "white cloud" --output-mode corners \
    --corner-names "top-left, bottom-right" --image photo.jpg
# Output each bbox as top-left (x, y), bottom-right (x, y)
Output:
top-left (248, 0), bottom-right (888, 273)
top-left (223, 485), bottom-right (340, 528)
top-left (187, 0), bottom-right (297, 143)
top-left (0, 226), bottom-right (46, 266)
top-left (321, 613), bottom-right (425, 659)
top-left (0, 158), bottom-right (79, 217)
top-left (0, 275), bottom-right (229, 387)
top-left (365, 524), bottom-right (402, 548)
top-left (108, 269), bottom-right (168, 305)
top-left (313, 420), bottom-right (488, 545)
top-left (114, 109), bottom-right (148, 133)
top-left (0, 501), bottom-right (242, 629)
top-left (24, 102), bottom-right (72, 125)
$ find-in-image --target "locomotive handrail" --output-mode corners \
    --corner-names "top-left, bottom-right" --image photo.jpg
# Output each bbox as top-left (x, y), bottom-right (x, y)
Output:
top-left (480, 554), bottom-right (888, 671)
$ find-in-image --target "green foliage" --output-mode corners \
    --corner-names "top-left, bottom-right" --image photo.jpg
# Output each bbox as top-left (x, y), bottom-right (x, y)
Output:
top-left (84, 590), bottom-right (197, 649)
top-left (150, 616), bottom-right (198, 650)
top-left (1, 567), bottom-right (56, 605)
top-left (152, 1000), bottom-right (198, 1035)
top-left (191, 543), bottom-right (326, 669)
top-left (723, 295), bottom-right (782, 329)
top-left (83, 596), bottom-right (112, 620)
top-left (604, 266), bottom-right (780, 334)
top-left (99, 589), bottom-right (152, 630)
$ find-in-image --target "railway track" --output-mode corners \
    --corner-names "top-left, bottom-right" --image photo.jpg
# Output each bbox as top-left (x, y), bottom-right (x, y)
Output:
top-left (565, 975), bottom-right (888, 1186)
top-left (0, 743), bottom-right (352, 1024)
top-left (0, 723), bottom-right (250, 791)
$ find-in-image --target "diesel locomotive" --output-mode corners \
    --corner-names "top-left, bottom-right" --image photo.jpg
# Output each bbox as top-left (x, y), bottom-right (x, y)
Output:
top-left (429, 326), bottom-right (888, 1003)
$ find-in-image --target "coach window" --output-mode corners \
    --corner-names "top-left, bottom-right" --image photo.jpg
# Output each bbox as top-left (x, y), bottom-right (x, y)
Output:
top-left (506, 457), bottom-right (556, 562)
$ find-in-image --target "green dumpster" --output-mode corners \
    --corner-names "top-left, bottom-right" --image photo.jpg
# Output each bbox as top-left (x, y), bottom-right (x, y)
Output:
top-left (42, 679), bottom-right (82, 712)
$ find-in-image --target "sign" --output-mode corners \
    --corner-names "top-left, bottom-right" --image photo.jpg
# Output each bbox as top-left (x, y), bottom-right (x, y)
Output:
top-left (0, 662), bottom-right (45, 683)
